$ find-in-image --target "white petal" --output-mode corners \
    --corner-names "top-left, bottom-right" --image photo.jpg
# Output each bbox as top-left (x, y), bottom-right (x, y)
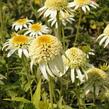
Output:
top-left (23, 49), bottom-right (29, 58)
top-left (18, 49), bottom-right (23, 58)
top-left (54, 55), bottom-right (64, 74)
top-left (82, 6), bottom-right (87, 13)
top-left (38, 6), bottom-right (46, 12)
top-left (23, 24), bottom-right (28, 28)
top-left (76, 68), bottom-right (84, 83)
top-left (96, 34), bottom-right (105, 41)
top-left (15, 26), bottom-right (19, 31)
top-left (48, 61), bottom-right (60, 77)
top-left (99, 36), bottom-right (107, 46)
top-left (39, 64), bottom-right (49, 80)
top-left (71, 69), bottom-right (75, 83)
top-left (7, 49), bottom-right (16, 57)
top-left (24, 31), bottom-right (31, 35)
top-left (64, 66), bottom-right (69, 73)
top-left (104, 38), bottom-right (109, 48)
top-left (86, 5), bottom-right (90, 11)
top-left (46, 64), bottom-right (55, 77)
top-left (30, 60), bottom-right (34, 71)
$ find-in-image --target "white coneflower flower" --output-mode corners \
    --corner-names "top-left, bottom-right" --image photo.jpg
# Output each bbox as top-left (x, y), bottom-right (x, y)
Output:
top-left (3, 33), bottom-right (30, 58)
top-left (24, 23), bottom-right (49, 38)
top-left (49, 11), bottom-right (75, 27)
top-left (97, 24), bottom-right (109, 48)
top-left (12, 18), bottom-right (33, 31)
top-left (69, 0), bottom-right (98, 13)
top-left (85, 67), bottom-right (108, 96)
top-left (63, 47), bottom-right (88, 83)
top-left (38, 0), bottom-right (74, 26)
top-left (29, 35), bottom-right (64, 80)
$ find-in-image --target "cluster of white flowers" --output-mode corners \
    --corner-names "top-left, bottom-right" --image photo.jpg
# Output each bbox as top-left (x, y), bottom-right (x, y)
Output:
top-left (4, 0), bottom-right (107, 85)
top-left (38, 0), bottom-right (98, 27)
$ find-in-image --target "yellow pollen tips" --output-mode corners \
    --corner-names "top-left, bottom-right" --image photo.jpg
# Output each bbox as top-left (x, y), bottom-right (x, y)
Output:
top-left (103, 24), bottom-right (109, 36)
top-left (63, 47), bottom-right (86, 68)
top-left (29, 35), bottom-right (62, 63)
top-left (11, 34), bottom-right (29, 45)
top-left (15, 18), bottom-right (27, 25)
top-left (31, 23), bottom-right (42, 31)
top-left (74, 0), bottom-right (90, 5)
top-left (45, 0), bottom-right (68, 10)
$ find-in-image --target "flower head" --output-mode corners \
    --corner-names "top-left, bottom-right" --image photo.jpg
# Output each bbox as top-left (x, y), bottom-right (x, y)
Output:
top-left (24, 23), bottom-right (49, 37)
top-left (63, 47), bottom-right (87, 68)
top-left (12, 18), bottom-right (33, 31)
top-left (29, 35), bottom-right (64, 80)
top-left (97, 24), bottom-right (109, 48)
top-left (38, 0), bottom-right (74, 27)
top-left (85, 67), bottom-right (108, 96)
top-left (45, 0), bottom-right (68, 10)
top-left (3, 33), bottom-right (30, 58)
top-left (63, 47), bottom-right (88, 83)
top-left (87, 67), bottom-right (107, 79)
top-left (69, 0), bottom-right (98, 13)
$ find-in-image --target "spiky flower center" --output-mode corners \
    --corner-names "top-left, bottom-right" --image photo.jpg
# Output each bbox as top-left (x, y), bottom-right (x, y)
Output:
top-left (11, 34), bottom-right (29, 45)
top-left (29, 35), bottom-right (62, 63)
top-left (87, 68), bottom-right (107, 79)
top-left (74, 0), bottom-right (90, 5)
top-left (15, 18), bottom-right (28, 25)
top-left (30, 23), bottom-right (42, 31)
top-left (45, 0), bottom-right (68, 10)
top-left (63, 47), bottom-right (86, 68)
top-left (103, 24), bottom-right (109, 36)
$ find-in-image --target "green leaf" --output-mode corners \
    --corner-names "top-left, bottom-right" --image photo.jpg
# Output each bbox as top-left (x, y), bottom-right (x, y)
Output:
top-left (4, 97), bottom-right (31, 103)
top-left (32, 79), bottom-right (41, 109)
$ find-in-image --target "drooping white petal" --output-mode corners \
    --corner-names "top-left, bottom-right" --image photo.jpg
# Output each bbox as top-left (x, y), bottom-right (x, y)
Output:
top-left (48, 61), bottom-right (60, 77)
top-left (30, 60), bottom-right (34, 71)
top-left (104, 38), bottom-right (109, 48)
top-left (99, 36), bottom-right (107, 46)
top-left (54, 55), bottom-right (64, 74)
top-left (23, 49), bottom-right (29, 58)
top-left (71, 69), bottom-right (75, 83)
top-left (15, 26), bottom-right (19, 31)
top-left (39, 63), bottom-right (49, 80)
top-left (46, 64), bottom-right (55, 77)
top-left (82, 6), bottom-right (87, 13)
top-left (38, 6), bottom-right (46, 12)
top-left (86, 5), bottom-right (90, 11)
top-left (18, 48), bottom-right (23, 58)
top-left (76, 68), bottom-right (84, 83)
top-left (64, 66), bottom-right (69, 73)
top-left (7, 49), bottom-right (16, 57)
top-left (96, 34), bottom-right (105, 41)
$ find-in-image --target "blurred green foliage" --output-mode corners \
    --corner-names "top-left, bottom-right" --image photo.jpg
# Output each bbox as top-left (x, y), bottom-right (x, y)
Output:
top-left (1, 0), bottom-right (109, 109)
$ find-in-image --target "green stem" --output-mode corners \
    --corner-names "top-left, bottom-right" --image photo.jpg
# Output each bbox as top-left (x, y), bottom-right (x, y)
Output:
top-left (74, 10), bottom-right (82, 46)
top-left (56, 11), bottom-right (62, 40)
top-left (62, 26), bottom-right (66, 50)
top-left (49, 77), bottom-right (54, 109)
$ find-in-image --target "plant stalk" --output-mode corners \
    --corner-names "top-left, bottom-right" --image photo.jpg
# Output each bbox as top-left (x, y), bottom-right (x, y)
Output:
top-left (49, 77), bottom-right (54, 109)
top-left (74, 10), bottom-right (82, 46)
